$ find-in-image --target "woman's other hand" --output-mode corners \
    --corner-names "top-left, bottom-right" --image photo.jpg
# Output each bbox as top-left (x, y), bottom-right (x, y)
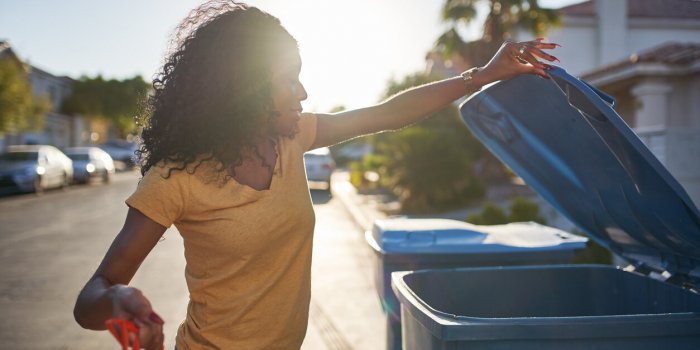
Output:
top-left (479, 39), bottom-right (560, 82)
top-left (112, 285), bottom-right (165, 350)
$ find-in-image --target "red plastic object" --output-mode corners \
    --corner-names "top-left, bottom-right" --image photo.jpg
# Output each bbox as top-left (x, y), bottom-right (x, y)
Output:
top-left (106, 318), bottom-right (140, 350)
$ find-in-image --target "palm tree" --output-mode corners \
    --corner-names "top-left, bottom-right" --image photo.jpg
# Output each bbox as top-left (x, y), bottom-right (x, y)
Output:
top-left (436, 0), bottom-right (560, 68)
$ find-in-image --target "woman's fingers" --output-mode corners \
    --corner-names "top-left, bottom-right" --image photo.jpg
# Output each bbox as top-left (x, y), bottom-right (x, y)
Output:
top-left (110, 285), bottom-right (165, 349)
top-left (113, 286), bottom-right (165, 325)
top-left (135, 317), bottom-right (164, 350)
top-left (112, 286), bottom-right (149, 316)
top-left (516, 50), bottom-right (548, 70)
top-left (523, 38), bottom-right (560, 49)
top-left (526, 46), bottom-right (560, 63)
top-left (512, 39), bottom-right (559, 63)
top-left (513, 41), bottom-right (558, 78)
top-left (480, 39), bottom-right (558, 82)
top-left (513, 43), bottom-right (558, 63)
top-left (525, 40), bottom-right (560, 49)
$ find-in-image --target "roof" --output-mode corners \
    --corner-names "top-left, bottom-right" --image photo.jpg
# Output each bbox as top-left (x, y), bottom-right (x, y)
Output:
top-left (581, 41), bottom-right (700, 79)
top-left (0, 41), bottom-right (21, 64)
top-left (560, 0), bottom-right (700, 20)
top-left (0, 41), bottom-right (74, 82)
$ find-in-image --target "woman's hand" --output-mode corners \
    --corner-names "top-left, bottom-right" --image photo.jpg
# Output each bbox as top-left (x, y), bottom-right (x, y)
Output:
top-left (477, 39), bottom-right (560, 83)
top-left (111, 285), bottom-right (165, 350)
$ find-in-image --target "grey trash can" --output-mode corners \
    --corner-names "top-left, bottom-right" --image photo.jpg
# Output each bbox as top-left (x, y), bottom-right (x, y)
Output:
top-left (390, 66), bottom-right (700, 349)
top-left (392, 265), bottom-right (700, 350)
top-left (367, 218), bottom-right (587, 350)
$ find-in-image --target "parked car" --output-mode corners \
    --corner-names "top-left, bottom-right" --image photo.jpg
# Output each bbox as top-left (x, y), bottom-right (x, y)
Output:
top-left (333, 142), bottom-right (373, 164)
top-left (304, 147), bottom-right (335, 191)
top-left (64, 147), bottom-right (115, 184)
top-left (0, 145), bottom-right (73, 194)
top-left (99, 139), bottom-right (138, 170)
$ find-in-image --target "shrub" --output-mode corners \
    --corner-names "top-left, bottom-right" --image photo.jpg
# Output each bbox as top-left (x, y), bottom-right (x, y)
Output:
top-left (467, 197), bottom-right (546, 225)
top-left (508, 197), bottom-right (546, 224)
top-left (467, 203), bottom-right (508, 225)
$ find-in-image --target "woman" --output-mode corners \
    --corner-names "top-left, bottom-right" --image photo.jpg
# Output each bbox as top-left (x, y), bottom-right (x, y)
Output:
top-left (73, 1), bottom-right (559, 349)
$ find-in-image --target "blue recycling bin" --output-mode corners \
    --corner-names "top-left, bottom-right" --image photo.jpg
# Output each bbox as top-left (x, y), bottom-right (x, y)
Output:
top-left (367, 218), bottom-right (587, 350)
top-left (390, 66), bottom-right (700, 349)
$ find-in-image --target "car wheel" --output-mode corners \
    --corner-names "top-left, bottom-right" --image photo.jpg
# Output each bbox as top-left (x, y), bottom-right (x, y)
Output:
top-left (59, 172), bottom-right (69, 190)
top-left (34, 176), bottom-right (44, 195)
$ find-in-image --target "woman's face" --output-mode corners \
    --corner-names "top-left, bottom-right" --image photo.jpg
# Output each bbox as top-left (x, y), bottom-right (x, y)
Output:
top-left (268, 50), bottom-right (307, 138)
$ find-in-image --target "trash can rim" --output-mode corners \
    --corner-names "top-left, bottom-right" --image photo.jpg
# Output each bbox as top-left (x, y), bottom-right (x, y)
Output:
top-left (390, 265), bottom-right (700, 341)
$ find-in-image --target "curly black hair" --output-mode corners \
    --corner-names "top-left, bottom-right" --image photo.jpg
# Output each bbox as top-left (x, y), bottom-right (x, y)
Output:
top-left (137, 1), bottom-right (298, 178)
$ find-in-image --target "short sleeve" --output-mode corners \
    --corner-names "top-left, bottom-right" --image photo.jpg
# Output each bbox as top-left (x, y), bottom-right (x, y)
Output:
top-left (125, 166), bottom-right (188, 228)
top-left (297, 113), bottom-right (318, 152)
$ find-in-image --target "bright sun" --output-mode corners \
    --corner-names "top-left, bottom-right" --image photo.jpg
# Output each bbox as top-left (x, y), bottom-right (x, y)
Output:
top-left (251, 0), bottom-right (444, 113)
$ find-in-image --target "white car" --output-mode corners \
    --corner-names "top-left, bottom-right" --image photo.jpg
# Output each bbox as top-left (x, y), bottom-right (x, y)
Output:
top-left (0, 145), bottom-right (73, 194)
top-left (64, 147), bottom-right (115, 184)
top-left (304, 147), bottom-right (335, 191)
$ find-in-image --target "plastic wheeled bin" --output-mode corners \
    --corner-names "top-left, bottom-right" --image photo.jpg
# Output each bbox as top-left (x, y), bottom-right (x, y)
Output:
top-left (367, 218), bottom-right (587, 350)
top-left (390, 66), bottom-right (700, 349)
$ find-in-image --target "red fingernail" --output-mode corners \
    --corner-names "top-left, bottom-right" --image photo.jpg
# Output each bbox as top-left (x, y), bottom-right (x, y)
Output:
top-left (149, 312), bottom-right (165, 325)
top-left (536, 38), bottom-right (544, 41)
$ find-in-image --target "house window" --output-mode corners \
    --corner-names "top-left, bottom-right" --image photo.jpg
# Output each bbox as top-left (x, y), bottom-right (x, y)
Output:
top-left (48, 86), bottom-right (58, 107)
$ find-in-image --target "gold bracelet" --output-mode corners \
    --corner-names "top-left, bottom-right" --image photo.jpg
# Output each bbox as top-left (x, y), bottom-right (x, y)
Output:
top-left (460, 67), bottom-right (482, 95)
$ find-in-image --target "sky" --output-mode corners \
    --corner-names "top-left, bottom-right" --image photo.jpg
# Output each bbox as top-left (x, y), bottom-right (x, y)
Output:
top-left (0, 0), bottom-right (581, 112)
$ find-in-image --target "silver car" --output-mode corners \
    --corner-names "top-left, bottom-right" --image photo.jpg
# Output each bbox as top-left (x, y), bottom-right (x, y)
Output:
top-left (64, 147), bottom-right (115, 184)
top-left (99, 139), bottom-right (138, 170)
top-left (0, 145), bottom-right (73, 194)
top-left (304, 147), bottom-right (335, 191)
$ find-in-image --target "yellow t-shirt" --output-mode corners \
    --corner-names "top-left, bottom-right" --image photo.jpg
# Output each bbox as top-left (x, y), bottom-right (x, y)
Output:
top-left (126, 115), bottom-right (318, 350)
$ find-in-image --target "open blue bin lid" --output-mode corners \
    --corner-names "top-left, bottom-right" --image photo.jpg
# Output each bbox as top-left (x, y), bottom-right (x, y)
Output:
top-left (459, 66), bottom-right (700, 280)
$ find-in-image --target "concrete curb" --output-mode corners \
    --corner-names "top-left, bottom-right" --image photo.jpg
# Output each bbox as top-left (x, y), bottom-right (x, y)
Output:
top-left (330, 171), bottom-right (387, 232)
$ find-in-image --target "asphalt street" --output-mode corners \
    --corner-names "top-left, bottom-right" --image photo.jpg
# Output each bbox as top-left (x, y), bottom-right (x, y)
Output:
top-left (0, 171), bottom-right (385, 349)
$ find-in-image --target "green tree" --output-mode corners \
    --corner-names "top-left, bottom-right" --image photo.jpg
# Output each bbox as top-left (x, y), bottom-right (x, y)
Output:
top-left (437, 0), bottom-right (560, 66)
top-left (62, 75), bottom-right (149, 137)
top-left (364, 72), bottom-right (486, 213)
top-left (0, 59), bottom-right (51, 135)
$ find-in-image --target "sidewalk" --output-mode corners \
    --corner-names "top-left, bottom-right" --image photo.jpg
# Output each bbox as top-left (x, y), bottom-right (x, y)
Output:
top-left (301, 170), bottom-right (388, 350)
top-left (330, 171), bottom-right (389, 232)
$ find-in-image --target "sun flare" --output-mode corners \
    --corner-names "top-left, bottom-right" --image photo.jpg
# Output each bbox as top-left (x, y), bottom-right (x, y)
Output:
top-left (251, 0), bottom-right (444, 112)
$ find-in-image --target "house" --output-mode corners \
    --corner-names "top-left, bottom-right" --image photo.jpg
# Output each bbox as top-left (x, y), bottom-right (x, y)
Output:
top-left (22, 65), bottom-right (83, 148)
top-left (539, 0), bottom-right (700, 76)
top-left (0, 41), bottom-right (92, 150)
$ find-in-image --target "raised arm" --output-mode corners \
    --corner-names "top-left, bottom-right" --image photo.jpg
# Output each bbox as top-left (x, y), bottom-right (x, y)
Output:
top-left (310, 40), bottom-right (558, 149)
top-left (74, 207), bottom-right (167, 350)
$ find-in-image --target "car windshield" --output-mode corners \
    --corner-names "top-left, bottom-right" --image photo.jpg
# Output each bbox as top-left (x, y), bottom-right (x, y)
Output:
top-left (66, 153), bottom-right (90, 161)
top-left (0, 152), bottom-right (38, 161)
